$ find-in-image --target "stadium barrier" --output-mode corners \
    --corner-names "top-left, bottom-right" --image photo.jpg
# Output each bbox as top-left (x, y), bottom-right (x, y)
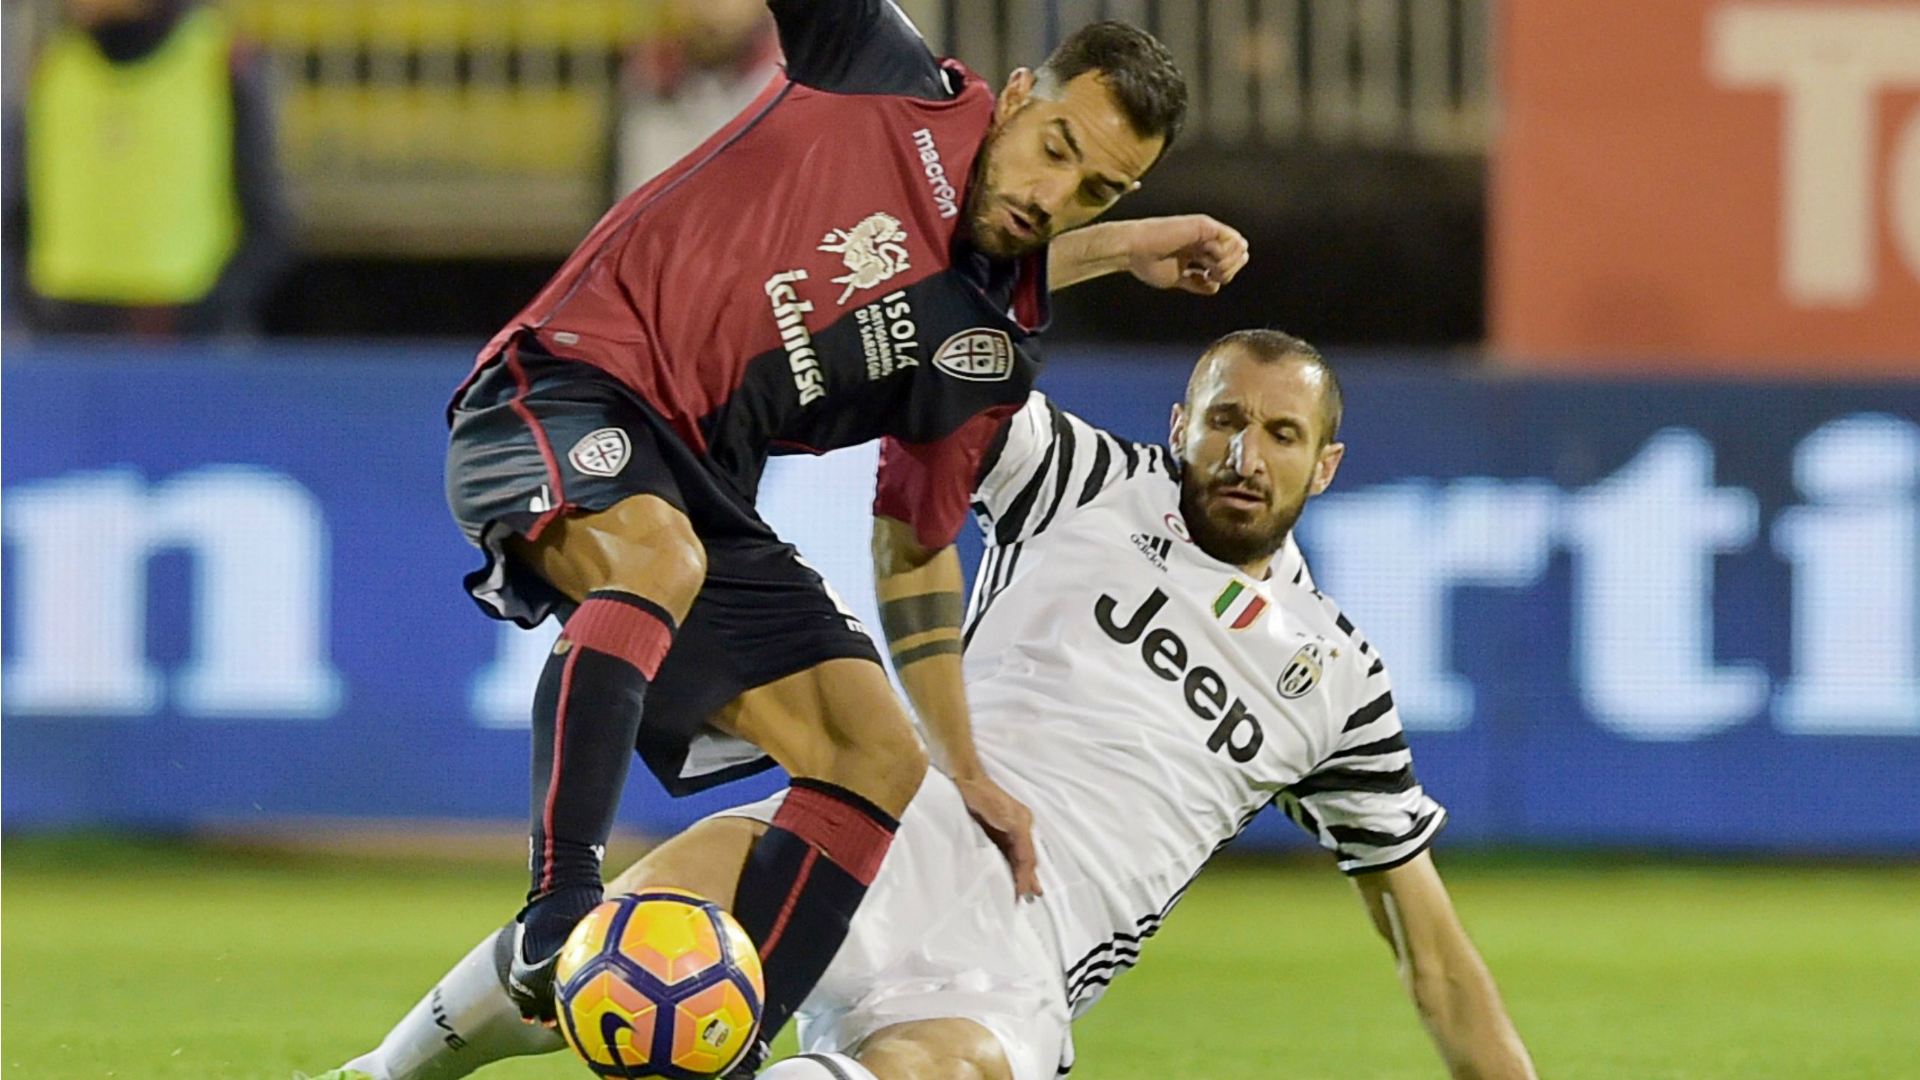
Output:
top-left (3, 0), bottom-right (1490, 257)
top-left (3, 342), bottom-right (1916, 853)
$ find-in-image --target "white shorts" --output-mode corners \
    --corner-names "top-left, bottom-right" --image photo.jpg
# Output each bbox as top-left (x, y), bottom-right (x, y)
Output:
top-left (711, 771), bottom-right (1075, 1080)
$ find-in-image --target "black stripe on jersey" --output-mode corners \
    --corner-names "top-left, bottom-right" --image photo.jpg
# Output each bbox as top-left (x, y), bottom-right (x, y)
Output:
top-left (1030, 404), bottom-right (1078, 535)
top-left (1331, 809), bottom-right (1442, 853)
top-left (1367, 657), bottom-right (1385, 677)
top-left (1344, 690), bottom-right (1396, 731)
top-left (960, 546), bottom-right (998, 645)
top-left (1117, 438), bottom-right (1141, 478)
top-left (1277, 790), bottom-right (1323, 839)
top-left (1077, 433), bottom-right (1113, 507)
top-left (1335, 613), bottom-right (1357, 637)
top-left (1286, 764), bottom-right (1416, 798)
top-left (962, 540), bottom-right (1023, 646)
top-left (1292, 565), bottom-right (1305, 585)
top-left (1061, 799), bottom-right (1269, 1008)
top-left (1343, 811), bottom-right (1449, 875)
top-left (993, 437), bottom-right (1057, 544)
top-left (1324, 730), bottom-right (1409, 761)
top-left (971, 405), bottom-right (1018, 490)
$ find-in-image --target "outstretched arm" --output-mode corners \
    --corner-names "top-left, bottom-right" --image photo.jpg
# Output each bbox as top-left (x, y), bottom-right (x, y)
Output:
top-left (871, 514), bottom-right (1041, 898)
top-left (1048, 214), bottom-right (1250, 292)
top-left (1353, 851), bottom-right (1537, 1080)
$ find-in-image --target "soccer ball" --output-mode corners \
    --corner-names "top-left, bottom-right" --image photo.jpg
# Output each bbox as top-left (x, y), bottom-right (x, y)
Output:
top-left (553, 888), bottom-right (765, 1079)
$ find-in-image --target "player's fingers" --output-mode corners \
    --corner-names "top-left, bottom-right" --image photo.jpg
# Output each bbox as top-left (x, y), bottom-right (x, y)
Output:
top-left (1007, 821), bottom-right (1044, 899)
top-left (1214, 249), bottom-right (1250, 284)
top-left (1186, 239), bottom-right (1230, 266)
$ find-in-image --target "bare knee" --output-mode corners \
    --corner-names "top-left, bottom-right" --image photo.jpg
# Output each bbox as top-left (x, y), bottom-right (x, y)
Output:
top-left (821, 713), bottom-right (929, 815)
top-left (606, 816), bottom-right (766, 910)
top-left (857, 1020), bottom-right (1011, 1080)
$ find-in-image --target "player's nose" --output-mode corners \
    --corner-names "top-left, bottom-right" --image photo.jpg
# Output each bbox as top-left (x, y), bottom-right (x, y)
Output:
top-left (1032, 179), bottom-right (1073, 221)
top-left (1226, 430), bottom-right (1252, 474)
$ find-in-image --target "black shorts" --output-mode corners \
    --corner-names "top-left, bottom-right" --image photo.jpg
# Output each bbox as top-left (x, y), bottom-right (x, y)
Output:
top-left (445, 342), bottom-right (882, 794)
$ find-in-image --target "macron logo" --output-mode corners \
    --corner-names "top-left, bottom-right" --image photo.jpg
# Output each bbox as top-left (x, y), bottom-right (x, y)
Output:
top-left (913, 128), bottom-right (959, 220)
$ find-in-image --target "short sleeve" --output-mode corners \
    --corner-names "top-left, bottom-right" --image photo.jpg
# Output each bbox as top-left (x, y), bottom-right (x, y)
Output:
top-left (1276, 645), bottom-right (1447, 874)
top-left (767, 0), bottom-right (948, 98)
top-left (873, 405), bottom-right (1020, 550)
top-left (972, 393), bottom-right (1173, 547)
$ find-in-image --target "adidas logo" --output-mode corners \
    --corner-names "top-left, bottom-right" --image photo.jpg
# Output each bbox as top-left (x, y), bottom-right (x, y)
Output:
top-left (1131, 531), bottom-right (1173, 571)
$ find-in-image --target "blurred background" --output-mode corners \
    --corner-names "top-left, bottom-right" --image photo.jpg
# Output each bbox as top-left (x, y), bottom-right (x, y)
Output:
top-left (4, 0), bottom-right (1918, 882)
top-left (5, 4), bottom-right (1918, 1078)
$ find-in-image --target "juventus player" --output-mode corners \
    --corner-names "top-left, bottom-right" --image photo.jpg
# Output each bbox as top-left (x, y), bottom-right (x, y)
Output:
top-left (315, 332), bottom-right (1535, 1080)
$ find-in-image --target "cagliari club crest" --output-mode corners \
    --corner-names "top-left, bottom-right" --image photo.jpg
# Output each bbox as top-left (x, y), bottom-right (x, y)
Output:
top-left (1277, 641), bottom-right (1325, 699)
top-left (568, 427), bottom-right (631, 477)
top-left (932, 328), bottom-right (1015, 382)
top-left (819, 212), bottom-right (911, 304)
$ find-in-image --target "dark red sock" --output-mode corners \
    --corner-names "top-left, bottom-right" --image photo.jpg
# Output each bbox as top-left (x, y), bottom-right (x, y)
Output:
top-left (731, 779), bottom-right (900, 1042)
top-left (522, 589), bottom-right (675, 958)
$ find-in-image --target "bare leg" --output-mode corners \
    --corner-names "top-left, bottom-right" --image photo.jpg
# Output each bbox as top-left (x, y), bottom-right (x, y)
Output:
top-left (857, 1020), bottom-right (1015, 1080)
top-left (756, 1020), bottom-right (1014, 1080)
top-left (712, 657), bottom-right (929, 818)
top-left (606, 815), bottom-right (768, 906)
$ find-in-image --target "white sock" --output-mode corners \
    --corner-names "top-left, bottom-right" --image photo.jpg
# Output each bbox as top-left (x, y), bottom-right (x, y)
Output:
top-left (761, 1052), bottom-right (883, 1080)
top-left (340, 927), bottom-right (565, 1080)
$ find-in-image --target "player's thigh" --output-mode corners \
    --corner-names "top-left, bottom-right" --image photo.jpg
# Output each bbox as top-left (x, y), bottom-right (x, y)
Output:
top-left (856, 1019), bottom-right (1013, 1080)
top-left (508, 493), bottom-right (706, 621)
top-left (605, 815), bottom-right (767, 910)
top-left (447, 348), bottom-right (714, 623)
top-left (712, 659), bottom-right (929, 817)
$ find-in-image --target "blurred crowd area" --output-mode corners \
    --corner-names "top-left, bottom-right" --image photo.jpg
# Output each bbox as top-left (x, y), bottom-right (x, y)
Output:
top-left (0, 0), bottom-right (1490, 345)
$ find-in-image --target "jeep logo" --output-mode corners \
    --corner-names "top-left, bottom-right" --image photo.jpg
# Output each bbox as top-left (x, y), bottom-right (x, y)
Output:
top-left (1094, 588), bottom-right (1266, 762)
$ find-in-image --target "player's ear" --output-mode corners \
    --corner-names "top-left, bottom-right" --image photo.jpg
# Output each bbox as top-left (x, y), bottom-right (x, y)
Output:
top-left (1308, 441), bottom-right (1345, 496)
top-left (997, 68), bottom-right (1036, 122)
top-left (1169, 402), bottom-right (1188, 455)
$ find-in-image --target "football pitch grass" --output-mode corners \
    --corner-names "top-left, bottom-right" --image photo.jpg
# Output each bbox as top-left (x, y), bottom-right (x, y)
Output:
top-left (3, 837), bottom-right (1916, 1080)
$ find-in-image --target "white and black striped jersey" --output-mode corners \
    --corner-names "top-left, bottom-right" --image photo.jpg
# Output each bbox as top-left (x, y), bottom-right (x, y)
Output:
top-left (958, 393), bottom-right (1446, 1020)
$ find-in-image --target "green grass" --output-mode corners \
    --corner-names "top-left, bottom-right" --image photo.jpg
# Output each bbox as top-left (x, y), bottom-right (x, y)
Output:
top-left (4, 838), bottom-right (1917, 1080)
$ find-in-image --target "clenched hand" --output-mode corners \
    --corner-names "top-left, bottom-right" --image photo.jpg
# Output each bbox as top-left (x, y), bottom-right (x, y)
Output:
top-left (1123, 214), bottom-right (1251, 295)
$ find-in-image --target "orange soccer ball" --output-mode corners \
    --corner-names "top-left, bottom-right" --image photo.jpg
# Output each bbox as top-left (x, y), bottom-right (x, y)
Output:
top-left (552, 889), bottom-right (765, 1079)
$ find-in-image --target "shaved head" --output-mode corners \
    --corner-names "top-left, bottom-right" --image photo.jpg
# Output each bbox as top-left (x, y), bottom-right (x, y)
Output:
top-left (1186, 329), bottom-right (1342, 446)
top-left (1170, 329), bottom-right (1346, 575)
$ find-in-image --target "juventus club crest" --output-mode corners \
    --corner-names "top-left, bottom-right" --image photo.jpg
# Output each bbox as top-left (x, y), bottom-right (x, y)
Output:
top-left (568, 427), bottom-right (631, 477)
top-left (820, 212), bottom-right (911, 304)
top-left (1278, 641), bottom-right (1325, 699)
top-left (932, 328), bottom-right (1016, 382)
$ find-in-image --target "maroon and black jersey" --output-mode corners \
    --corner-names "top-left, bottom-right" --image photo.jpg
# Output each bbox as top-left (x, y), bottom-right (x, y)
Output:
top-left (469, 0), bottom-right (1047, 549)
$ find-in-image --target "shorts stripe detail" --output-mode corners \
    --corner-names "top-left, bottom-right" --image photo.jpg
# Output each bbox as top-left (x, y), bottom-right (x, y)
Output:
top-left (503, 342), bottom-right (569, 540)
top-left (757, 847), bottom-right (818, 958)
top-left (538, 646), bottom-right (583, 892)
